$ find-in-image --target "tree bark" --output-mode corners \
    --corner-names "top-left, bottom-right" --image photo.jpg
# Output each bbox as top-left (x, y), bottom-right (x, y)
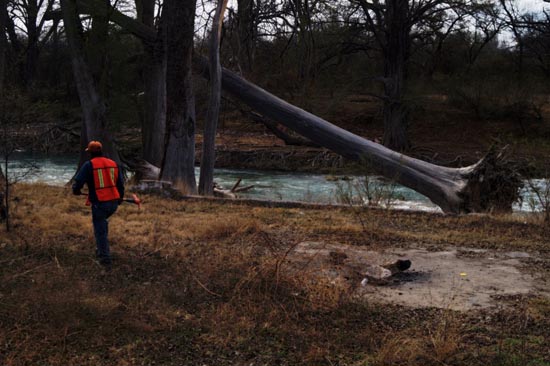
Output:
top-left (14, 0), bottom-right (55, 88)
top-left (68, 0), bottom-right (522, 213)
top-left (198, 0), bottom-right (229, 196)
top-left (86, 0), bottom-right (110, 98)
top-left (138, 0), bottom-right (166, 167)
top-left (237, 0), bottom-right (255, 73)
top-left (159, 0), bottom-right (197, 194)
top-left (61, 0), bottom-right (120, 165)
top-left (0, 0), bottom-right (6, 95)
top-left (382, 0), bottom-right (410, 152)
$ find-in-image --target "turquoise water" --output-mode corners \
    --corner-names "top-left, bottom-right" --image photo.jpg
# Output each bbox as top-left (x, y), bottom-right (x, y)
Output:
top-left (4, 154), bottom-right (547, 213)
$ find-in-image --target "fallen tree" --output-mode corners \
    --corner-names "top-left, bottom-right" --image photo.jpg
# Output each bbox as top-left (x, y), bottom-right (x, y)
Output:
top-left (193, 57), bottom-right (522, 213)
top-left (71, 0), bottom-right (522, 213)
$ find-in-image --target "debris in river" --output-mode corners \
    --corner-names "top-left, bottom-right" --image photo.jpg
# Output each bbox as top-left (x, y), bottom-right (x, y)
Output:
top-left (214, 178), bottom-right (255, 198)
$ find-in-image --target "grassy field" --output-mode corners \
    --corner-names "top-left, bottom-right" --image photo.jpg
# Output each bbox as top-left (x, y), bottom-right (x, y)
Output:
top-left (0, 184), bottom-right (549, 365)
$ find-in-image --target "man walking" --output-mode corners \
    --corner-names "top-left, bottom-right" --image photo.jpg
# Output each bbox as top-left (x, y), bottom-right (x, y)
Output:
top-left (73, 141), bottom-right (124, 271)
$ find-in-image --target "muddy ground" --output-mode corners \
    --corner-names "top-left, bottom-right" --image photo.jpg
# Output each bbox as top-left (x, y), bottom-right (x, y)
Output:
top-left (289, 241), bottom-right (549, 311)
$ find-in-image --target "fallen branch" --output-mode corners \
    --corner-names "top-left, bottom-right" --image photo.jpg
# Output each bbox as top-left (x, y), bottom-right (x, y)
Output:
top-left (234, 185), bottom-right (255, 193)
top-left (230, 178), bottom-right (242, 192)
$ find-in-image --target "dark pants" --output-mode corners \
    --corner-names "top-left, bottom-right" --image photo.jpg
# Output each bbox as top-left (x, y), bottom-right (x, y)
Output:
top-left (92, 201), bottom-right (119, 265)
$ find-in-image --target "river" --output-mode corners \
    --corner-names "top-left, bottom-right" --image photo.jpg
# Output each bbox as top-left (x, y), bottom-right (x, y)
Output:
top-left (3, 153), bottom-right (546, 213)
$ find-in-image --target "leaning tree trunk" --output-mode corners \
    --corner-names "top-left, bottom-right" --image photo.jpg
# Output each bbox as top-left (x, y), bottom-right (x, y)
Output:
top-left (61, 0), bottom-right (120, 166)
top-left (159, 0), bottom-right (197, 194)
top-left (198, 0), bottom-right (229, 196)
top-left (193, 56), bottom-right (522, 213)
top-left (382, 0), bottom-right (410, 152)
top-left (0, 0), bottom-right (7, 95)
top-left (137, 0), bottom-right (166, 167)
top-left (68, 0), bottom-right (522, 213)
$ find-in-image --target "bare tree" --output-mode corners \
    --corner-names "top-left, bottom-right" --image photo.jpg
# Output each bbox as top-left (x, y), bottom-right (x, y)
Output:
top-left (137, 0), bottom-right (166, 167)
top-left (6, 0), bottom-right (56, 87)
top-left (286, 0), bottom-right (320, 82)
top-left (523, 11), bottom-right (550, 77)
top-left (159, 0), bottom-right (197, 194)
top-left (354, 0), bottom-right (473, 151)
top-left (199, 0), bottom-right (229, 196)
top-left (61, 0), bottom-right (120, 166)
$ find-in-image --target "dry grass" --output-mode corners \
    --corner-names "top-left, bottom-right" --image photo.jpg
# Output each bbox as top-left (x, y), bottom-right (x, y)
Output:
top-left (0, 184), bottom-right (549, 365)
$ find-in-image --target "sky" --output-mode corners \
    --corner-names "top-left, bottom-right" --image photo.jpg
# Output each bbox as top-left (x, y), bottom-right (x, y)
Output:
top-left (520, 0), bottom-right (549, 13)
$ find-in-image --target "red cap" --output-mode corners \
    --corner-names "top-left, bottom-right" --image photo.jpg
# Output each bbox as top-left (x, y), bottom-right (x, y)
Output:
top-left (85, 141), bottom-right (103, 152)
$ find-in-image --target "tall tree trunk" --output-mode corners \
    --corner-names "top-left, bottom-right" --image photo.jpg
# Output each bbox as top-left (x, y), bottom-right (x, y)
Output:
top-left (382, 0), bottom-right (410, 152)
top-left (142, 50), bottom-right (166, 166)
top-left (23, 0), bottom-right (39, 88)
top-left (86, 0), bottom-right (110, 99)
top-left (0, 0), bottom-right (6, 95)
top-left (159, 0), bottom-right (197, 194)
top-left (138, 0), bottom-right (166, 167)
top-left (61, 0), bottom-right (120, 165)
top-left (237, 0), bottom-right (255, 73)
top-left (199, 0), bottom-right (229, 196)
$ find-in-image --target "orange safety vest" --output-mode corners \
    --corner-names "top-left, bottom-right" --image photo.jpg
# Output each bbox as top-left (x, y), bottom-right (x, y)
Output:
top-left (91, 157), bottom-right (121, 202)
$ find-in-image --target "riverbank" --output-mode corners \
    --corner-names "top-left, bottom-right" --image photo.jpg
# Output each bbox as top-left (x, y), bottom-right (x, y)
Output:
top-left (5, 92), bottom-right (550, 176)
top-left (1, 185), bottom-right (549, 365)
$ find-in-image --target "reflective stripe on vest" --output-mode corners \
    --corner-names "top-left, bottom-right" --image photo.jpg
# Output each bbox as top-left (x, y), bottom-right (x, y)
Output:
top-left (91, 157), bottom-right (121, 202)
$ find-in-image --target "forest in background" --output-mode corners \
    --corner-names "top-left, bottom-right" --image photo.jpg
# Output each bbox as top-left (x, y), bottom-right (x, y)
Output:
top-left (1, 0), bottom-right (549, 149)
